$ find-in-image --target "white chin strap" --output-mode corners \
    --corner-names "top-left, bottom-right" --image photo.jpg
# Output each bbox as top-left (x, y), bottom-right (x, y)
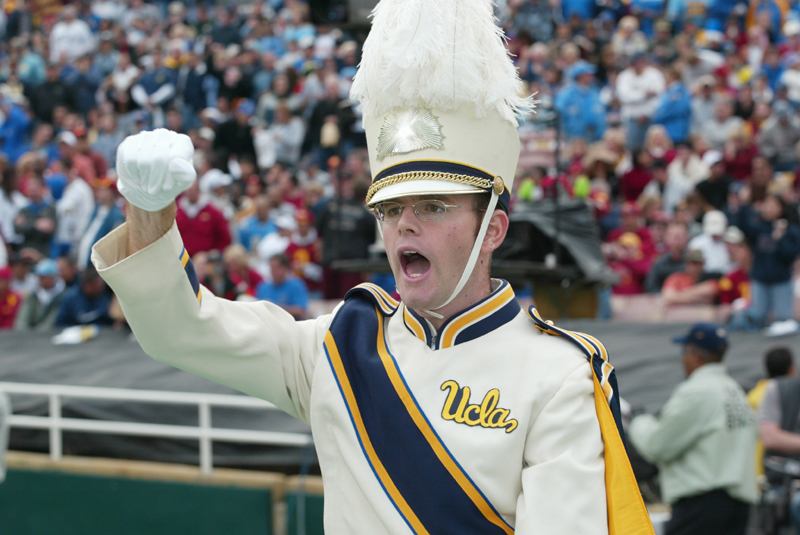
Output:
top-left (423, 189), bottom-right (500, 319)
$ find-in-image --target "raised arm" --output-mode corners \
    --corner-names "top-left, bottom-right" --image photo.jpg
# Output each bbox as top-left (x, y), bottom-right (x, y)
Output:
top-left (92, 130), bottom-right (326, 422)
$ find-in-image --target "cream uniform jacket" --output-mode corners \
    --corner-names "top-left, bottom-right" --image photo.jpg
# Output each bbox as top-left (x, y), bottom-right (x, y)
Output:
top-left (92, 222), bottom-right (608, 535)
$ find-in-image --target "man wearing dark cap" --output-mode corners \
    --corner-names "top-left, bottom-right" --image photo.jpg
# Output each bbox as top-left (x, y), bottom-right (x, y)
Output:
top-left (630, 323), bottom-right (757, 535)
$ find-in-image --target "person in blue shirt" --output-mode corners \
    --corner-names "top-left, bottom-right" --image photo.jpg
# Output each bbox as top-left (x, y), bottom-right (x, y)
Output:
top-left (554, 61), bottom-right (607, 143)
top-left (55, 267), bottom-right (113, 327)
top-left (238, 195), bottom-right (278, 251)
top-left (255, 253), bottom-right (309, 320)
top-left (652, 66), bottom-right (692, 143)
top-left (0, 99), bottom-right (31, 164)
top-left (130, 49), bottom-right (177, 128)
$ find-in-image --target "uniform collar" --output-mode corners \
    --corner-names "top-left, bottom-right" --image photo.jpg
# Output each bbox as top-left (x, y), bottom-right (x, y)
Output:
top-left (402, 279), bottom-right (520, 350)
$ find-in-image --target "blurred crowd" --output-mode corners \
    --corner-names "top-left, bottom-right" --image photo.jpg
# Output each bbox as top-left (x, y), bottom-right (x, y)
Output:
top-left (0, 0), bottom-right (800, 332)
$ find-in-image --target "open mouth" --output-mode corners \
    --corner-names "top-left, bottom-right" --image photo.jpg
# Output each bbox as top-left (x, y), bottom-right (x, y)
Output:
top-left (399, 250), bottom-right (431, 280)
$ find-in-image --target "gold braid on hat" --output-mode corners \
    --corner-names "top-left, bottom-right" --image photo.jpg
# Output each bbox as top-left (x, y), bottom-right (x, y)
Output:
top-left (366, 171), bottom-right (495, 204)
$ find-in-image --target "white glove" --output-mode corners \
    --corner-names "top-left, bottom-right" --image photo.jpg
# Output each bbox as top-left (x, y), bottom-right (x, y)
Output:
top-left (116, 129), bottom-right (197, 212)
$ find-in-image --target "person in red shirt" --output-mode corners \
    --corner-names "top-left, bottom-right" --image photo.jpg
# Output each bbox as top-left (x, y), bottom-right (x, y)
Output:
top-left (55, 131), bottom-right (97, 184)
top-left (724, 127), bottom-right (759, 182)
top-left (606, 201), bottom-right (656, 260)
top-left (74, 126), bottom-right (108, 179)
top-left (285, 208), bottom-right (322, 294)
top-left (620, 149), bottom-right (653, 202)
top-left (717, 226), bottom-right (751, 306)
top-left (223, 244), bottom-right (263, 297)
top-left (604, 232), bottom-right (651, 295)
top-left (175, 180), bottom-right (232, 258)
top-left (0, 267), bottom-right (21, 329)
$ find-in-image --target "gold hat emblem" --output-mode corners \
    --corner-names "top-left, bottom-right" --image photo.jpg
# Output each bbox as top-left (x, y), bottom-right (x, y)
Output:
top-left (377, 108), bottom-right (445, 161)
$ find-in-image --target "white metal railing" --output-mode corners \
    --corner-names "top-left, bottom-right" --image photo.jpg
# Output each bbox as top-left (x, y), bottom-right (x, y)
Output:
top-left (0, 382), bottom-right (313, 474)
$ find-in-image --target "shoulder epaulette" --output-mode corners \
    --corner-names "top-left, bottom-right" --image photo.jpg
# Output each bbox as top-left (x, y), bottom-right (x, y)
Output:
top-left (526, 306), bottom-right (614, 402)
top-left (344, 283), bottom-right (400, 316)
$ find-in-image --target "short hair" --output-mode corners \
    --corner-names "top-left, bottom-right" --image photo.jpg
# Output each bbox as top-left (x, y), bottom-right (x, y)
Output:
top-left (765, 346), bottom-right (794, 378)
top-left (270, 253), bottom-right (290, 267)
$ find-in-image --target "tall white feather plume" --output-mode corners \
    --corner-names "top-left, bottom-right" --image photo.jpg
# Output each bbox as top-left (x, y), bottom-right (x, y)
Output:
top-left (350, 0), bottom-right (534, 126)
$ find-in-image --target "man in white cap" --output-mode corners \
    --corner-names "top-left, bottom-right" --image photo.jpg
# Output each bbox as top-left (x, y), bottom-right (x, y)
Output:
top-left (688, 210), bottom-right (733, 276)
top-left (91, 1), bottom-right (652, 533)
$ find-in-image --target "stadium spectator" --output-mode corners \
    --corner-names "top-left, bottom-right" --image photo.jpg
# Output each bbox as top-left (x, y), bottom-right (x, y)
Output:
top-left (14, 258), bottom-right (66, 331)
top-left (255, 253), bottom-right (309, 319)
top-left (198, 166), bottom-right (235, 222)
top-left (701, 99), bottom-right (744, 152)
top-left (76, 180), bottom-right (124, 271)
top-left (92, 113), bottom-right (124, 170)
top-left (630, 323), bottom-right (757, 535)
top-left (214, 99), bottom-right (257, 161)
top-left (723, 127), bottom-right (759, 182)
top-left (758, 100), bottom-right (800, 172)
top-left (55, 266), bottom-right (112, 327)
top-left (0, 96), bottom-right (32, 165)
top-left (643, 158), bottom-right (693, 216)
top-left (0, 266), bottom-right (21, 329)
top-left (266, 103), bottom-right (306, 165)
top-left (199, 249), bottom-right (238, 301)
top-left (285, 208), bottom-right (322, 296)
top-left (238, 195), bottom-right (277, 252)
top-left (616, 52), bottom-right (666, 151)
top-left (695, 150), bottom-right (732, 211)
top-left (718, 225), bottom-right (752, 323)
top-left (317, 179), bottom-right (375, 299)
top-left (28, 62), bottom-right (75, 124)
top-left (662, 249), bottom-right (718, 306)
top-left (49, 5), bottom-right (95, 64)
top-left (690, 76), bottom-right (718, 135)
top-left (752, 347), bottom-right (795, 479)
top-left (607, 201), bottom-right (655, 252)
top-left (736, 194), bottom-right (800, 334)
top-left (688, 210), bottom-right (733, 275)
top-left (605, 231), bottom-right (651, 295)
top-left (223, 244), bottom-right (263, 298)
top-left (554, 61), bottom-right (607, 143)
top-left (13, 176), bottom-right (56, 257)
top-left (56, 130), bottom-right (96, 183)
top-left (620, 150), bottom-right (654, 202)
top-left (645, 222), bottom-right (690, 293)
top-left (52, 145), bottom-right (95, 257)
top-left (652, 66), bottom-right (692, 144)
top-left (175, 179), bottom-right (232, 258)
top-left (131, 49), bottom-right (176, 129)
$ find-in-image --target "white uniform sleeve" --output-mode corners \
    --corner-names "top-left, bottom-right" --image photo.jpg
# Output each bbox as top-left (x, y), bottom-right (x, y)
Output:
top-left (91, 222), bottom-right (329, 423)
top-left (514, 363), bottom-right (608, 535)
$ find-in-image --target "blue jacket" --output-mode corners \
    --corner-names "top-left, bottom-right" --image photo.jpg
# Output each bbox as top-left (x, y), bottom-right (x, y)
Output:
top-left (652, 82), bottom-right (692, 143)
top-left (55, 286), bottom-right (113, 327)
top-left (736, 205), bottom-right (800, 284)
top-left (553, 83), bottom-right (606, 142)
top-left (0, 104), bottom-right (31, 164)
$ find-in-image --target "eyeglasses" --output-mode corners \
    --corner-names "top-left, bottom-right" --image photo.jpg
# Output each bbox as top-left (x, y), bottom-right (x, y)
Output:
top-left (371, 199), bottom-right (462, 222)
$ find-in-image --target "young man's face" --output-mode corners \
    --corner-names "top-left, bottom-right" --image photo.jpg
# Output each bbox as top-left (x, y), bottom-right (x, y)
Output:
top-left (379, 194), bottom-right (480, 313)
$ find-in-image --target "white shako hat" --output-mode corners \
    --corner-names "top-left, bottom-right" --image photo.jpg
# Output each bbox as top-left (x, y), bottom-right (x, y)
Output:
top-left (350, 0), bottom-right (534, 317)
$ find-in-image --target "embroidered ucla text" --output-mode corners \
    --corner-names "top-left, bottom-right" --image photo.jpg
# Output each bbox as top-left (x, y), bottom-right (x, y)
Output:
top-left (440, 380), bottom-right (518, 433)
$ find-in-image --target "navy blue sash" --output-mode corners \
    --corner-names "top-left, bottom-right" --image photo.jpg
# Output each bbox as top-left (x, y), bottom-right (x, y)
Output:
top-left (323, 285), bottom-right (514, 535)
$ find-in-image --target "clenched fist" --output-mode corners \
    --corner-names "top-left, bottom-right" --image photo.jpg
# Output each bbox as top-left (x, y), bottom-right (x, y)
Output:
top-left (116, 129), bottom-right (197, 212)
